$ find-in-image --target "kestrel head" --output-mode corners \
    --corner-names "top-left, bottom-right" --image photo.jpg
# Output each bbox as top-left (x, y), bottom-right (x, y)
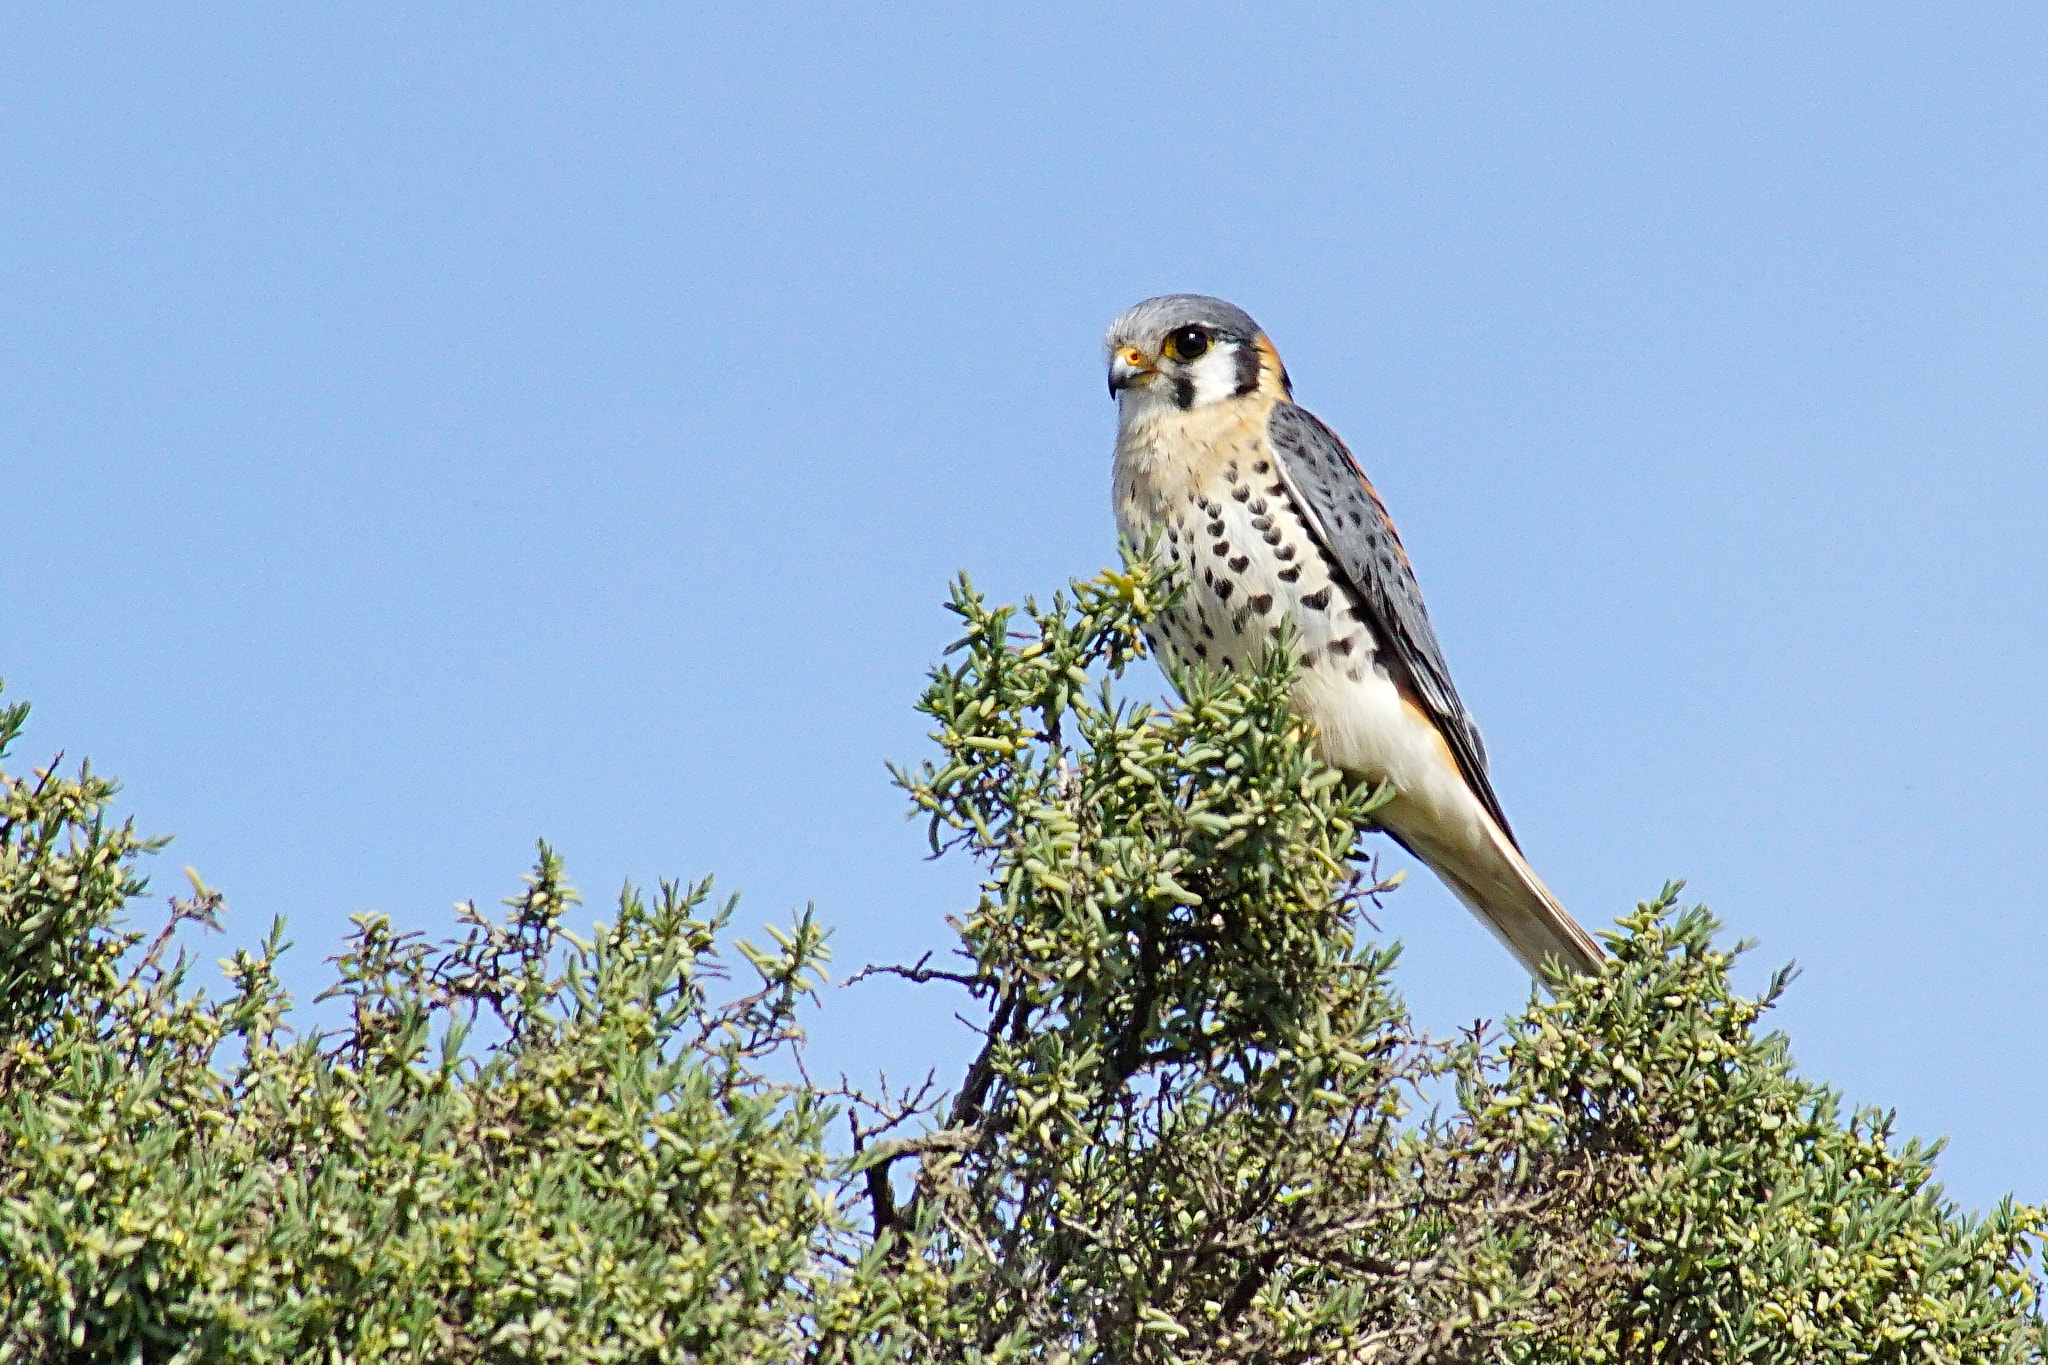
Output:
top-left (1105, 294), bottom-right (1291, 413)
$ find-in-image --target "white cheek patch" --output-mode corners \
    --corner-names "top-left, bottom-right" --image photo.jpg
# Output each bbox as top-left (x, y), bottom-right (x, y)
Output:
top-left (1182, 344), bottom-right (1248, 408)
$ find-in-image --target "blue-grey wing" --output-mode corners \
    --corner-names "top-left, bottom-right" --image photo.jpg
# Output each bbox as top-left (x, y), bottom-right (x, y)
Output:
top-left (1266, 402), bottom-right (1517, 844)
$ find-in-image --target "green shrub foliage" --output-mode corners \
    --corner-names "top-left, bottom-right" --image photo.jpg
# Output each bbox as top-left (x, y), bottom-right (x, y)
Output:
top-left (0, 560), bottom-right (2040, 1362)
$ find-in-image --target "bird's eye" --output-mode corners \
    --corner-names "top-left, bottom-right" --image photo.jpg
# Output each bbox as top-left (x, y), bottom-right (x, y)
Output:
top-left (1165, 326), bottom-right (1211, 362)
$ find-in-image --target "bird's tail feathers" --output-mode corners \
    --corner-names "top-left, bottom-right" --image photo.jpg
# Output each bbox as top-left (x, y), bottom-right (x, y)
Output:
top-left (1415, 814), bottom-right (1605, 987)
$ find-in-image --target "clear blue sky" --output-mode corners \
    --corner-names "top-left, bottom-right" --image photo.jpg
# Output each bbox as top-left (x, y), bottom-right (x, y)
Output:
top-left (4, 7), bottom-right (2043, 1210)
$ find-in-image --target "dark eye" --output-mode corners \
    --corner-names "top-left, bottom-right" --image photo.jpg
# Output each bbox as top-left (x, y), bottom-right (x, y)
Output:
top-left (1166, 326), bottom-right (1211, 362)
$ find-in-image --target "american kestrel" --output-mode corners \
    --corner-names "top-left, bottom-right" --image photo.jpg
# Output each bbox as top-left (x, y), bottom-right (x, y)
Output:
top-left (1106, 294), bottom-right (1603, 979)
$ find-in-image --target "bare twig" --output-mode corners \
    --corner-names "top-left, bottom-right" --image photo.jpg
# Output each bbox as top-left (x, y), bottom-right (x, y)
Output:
top-left (844, 951), bottom-right (992, 992)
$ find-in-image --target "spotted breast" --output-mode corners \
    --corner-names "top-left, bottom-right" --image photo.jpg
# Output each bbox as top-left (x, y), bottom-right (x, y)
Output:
top-left (1112, 390), bottom-right (1490, 868)
top-left (1114, 397), bottom-right (1383, 690)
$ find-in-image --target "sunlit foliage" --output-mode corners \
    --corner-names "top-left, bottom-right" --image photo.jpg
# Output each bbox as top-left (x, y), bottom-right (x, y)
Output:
top-left (1, 560), bottom-right (2039, 1362)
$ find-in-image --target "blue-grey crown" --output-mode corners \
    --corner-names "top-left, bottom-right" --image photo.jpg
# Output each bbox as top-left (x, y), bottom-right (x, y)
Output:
top-left (1106, 294), bottom-right (1264, 350)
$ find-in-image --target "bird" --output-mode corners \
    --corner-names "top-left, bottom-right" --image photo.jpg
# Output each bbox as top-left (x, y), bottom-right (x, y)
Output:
top-left (1105, 293), bottom-right (1603, 980)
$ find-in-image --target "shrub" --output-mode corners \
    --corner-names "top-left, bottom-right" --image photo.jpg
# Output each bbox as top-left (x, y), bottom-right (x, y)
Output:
top-left (1, 559), bottom-right (2039, 1362)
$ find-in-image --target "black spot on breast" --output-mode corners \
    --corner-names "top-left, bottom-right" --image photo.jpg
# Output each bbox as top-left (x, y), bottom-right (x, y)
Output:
top-left (1212, 541), bottom-right (1231, 556)
top-left (1262, 529), bottom-right (1282, 546)
top-left (1329, 634), bottom-right (1355, 656)
top-left (1266, 482), bottom-right (1287, 495)
top-left (1253, 460), bottom-right (1269, 474)
top-left (1251, 593), bottom-right (1273, 613)
top-left (1299, 650), bottom-right (1318, 669)
top-left (1250, 516), bottom-right (1271, 531)
top-left (1207, 520), bottom-right (1225, 536)
top-left (1278, 566), bottom-right (1301, 583)
top-left (1228, 556), bottom-right (1249, 573)
top-left (1214, 580), bottom-right (1234, 601)
top-left (1225, 462), bottom-right (1240, 483)
top-left (1249, 499), bottom-right (1267, 515)
top-left (1194, 641), bottom-right (1209, 659)
top-left (1346, 668), bottom-right (1364, 683)
top-left (1275, 545), bottom-right (1297, 561)
top-left (1231, 484), bottom-right (1250, 501)
top-left (1301, 588), bottom-right (1332, 611)
top-left (1201, 621), bottom-right (1215, 639)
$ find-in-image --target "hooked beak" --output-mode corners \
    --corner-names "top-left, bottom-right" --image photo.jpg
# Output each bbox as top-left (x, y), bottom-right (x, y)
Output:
top-left (1108, 346), bottom-right (1156, 397)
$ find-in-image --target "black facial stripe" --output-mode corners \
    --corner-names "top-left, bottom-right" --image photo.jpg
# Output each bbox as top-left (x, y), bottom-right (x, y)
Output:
top-left (1232, 339), bottom-right (1260, 396)
top-left (1172, 374), bottom-right (1197, 409)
